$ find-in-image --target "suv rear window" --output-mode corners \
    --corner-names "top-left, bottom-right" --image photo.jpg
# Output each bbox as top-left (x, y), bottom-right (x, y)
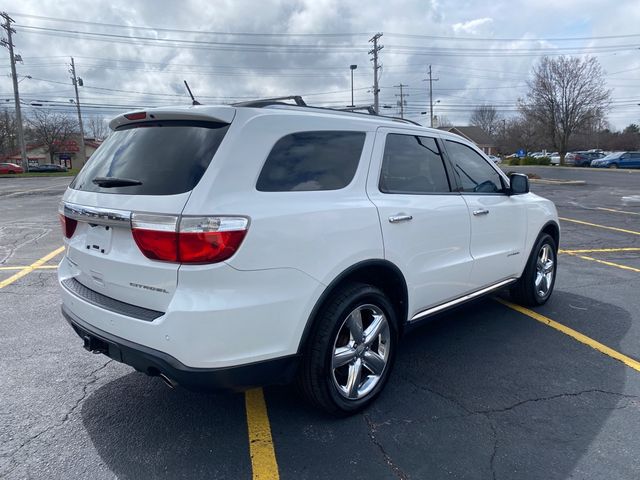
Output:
top-left (256, 131), bottom-right (365, 192)
top-left (71, 120), bottom-right (229, 195)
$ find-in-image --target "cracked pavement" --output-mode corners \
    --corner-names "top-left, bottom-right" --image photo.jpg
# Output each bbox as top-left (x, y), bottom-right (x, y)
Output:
top-left (2, 171), bottom-right (640, 479)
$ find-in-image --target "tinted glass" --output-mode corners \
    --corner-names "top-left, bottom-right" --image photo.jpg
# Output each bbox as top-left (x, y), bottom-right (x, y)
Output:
top-left (445, 140), bottom-right (504, 193)
top-left (379, 134), bottom-right (450, 194)
top-left (256, 131), bottom-right (365, 192)
top-left (71, 120), bottom-right (229, 195)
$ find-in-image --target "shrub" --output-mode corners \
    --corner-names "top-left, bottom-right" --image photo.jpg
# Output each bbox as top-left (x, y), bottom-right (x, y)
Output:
top-left (518, 156), bottom-right (551, 166)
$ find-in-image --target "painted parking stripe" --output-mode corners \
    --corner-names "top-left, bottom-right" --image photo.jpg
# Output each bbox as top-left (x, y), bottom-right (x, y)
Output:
top-left (0, 265), bottom-right (58, 271)
top-left (0, 247), bottom-right (64, 289)
top-left (562, 252), bottom-right (640, 273)
top-left (245, 388), bottom-right (279, 480)
top-left (559, 217), bottom-right (640, 236)
top-left (498, 299), bottom-right (640, 373)
top-left (560, 247), bottom-right (640, 254)
top-left (596, 207), bottom-right (640, 216)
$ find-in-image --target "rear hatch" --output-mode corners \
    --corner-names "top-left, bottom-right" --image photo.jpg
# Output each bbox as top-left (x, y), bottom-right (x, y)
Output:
top-left (60, 107), bottom-right (234, 312)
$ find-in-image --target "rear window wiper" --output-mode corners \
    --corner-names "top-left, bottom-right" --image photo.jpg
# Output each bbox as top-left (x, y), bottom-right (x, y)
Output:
top-left (92, 176), bottom-right (143, 188)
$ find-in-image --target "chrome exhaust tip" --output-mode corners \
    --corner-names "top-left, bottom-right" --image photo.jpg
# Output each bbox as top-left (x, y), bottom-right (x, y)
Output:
top-left (158, 372), bottom-right (175, 389)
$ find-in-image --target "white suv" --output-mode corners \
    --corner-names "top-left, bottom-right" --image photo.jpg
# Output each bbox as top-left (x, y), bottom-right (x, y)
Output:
top-left (58, 99), bottom-right (559, 414)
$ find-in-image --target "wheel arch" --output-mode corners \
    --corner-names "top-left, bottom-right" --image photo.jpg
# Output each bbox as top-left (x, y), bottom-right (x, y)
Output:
top-left (540, 220), bottom-right (560, 250)
top-left (297, 259), bottom-right (409, 354)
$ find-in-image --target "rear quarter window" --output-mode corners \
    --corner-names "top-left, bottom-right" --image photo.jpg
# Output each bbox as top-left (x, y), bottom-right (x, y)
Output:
top-left (256, 131), bottom-right (366, 192)
top-left (71, 120), bottom-right (229, 195)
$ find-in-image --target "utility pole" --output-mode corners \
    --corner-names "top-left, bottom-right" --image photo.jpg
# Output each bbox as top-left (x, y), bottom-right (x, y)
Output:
top-left (424, 65), bottom-right (439, 128)
top-left (368, 32), bottom-right (383, 114)
top-left (349, 64), bottom-right (357, 107)
top-left (394, 83), bottom-right (408, 119)
top-left (1, 12), bottom-right (28, 171)
top-left (69, 57), bottom-right (86, 167)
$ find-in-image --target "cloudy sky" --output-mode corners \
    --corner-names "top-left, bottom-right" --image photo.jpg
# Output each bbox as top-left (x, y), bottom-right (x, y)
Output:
top-left (2, 0), bottom-right (639, 130)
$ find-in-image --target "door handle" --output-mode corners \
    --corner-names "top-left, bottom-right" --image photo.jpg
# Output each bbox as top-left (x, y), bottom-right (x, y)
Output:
top-left (473, 209), bottom-right (490, 216)
top-left (389, 214), bottom-right (413, 223)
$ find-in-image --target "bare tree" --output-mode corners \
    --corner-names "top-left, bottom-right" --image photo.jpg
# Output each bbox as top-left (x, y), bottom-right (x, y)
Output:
top-left (86, 115), bottom-right (109, 140)
top-left (502, 117), bottom-right (541, 154)
top-left (436, 115), bottom-right (452, 127)
top-left (520, 56), bottom-right (611, 164)
top-left (25, 109), bottom-right (76, 163)
top-left (469, 105), bottom-right (500, 137)
top-left (0, 109), bottom-right (17, 156)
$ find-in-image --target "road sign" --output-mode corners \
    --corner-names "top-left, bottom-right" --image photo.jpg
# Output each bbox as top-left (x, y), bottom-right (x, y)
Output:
top-left (517, 149), bottom-right (526, 158)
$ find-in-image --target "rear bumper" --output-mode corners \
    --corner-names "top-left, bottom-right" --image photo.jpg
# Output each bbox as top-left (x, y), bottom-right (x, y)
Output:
top-left (62, 305), bottom-right (300, 392)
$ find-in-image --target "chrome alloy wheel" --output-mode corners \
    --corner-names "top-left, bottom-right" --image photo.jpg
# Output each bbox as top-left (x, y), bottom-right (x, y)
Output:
top-left (331, 304), bottom-right (391, 400)
top-left (535, 244), bottom-right (555, 297)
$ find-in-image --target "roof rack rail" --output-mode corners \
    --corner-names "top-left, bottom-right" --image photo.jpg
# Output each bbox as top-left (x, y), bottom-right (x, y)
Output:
top-left (336, 105), bottom-right (377, 115)
top-left (232, 96), bottom-right (306, 108)
top-left (233, 95), bottom-right (422, 126)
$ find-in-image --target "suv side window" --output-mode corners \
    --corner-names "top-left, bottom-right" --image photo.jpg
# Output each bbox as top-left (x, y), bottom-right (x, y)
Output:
top-left (445, 140), bottom-right (504, 194)
top-left (256, 131), bottom-right (365, 192)
top-left (379, 134), bottom-right (451, 194)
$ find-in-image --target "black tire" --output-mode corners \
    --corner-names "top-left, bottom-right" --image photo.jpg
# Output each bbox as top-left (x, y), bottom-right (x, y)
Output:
top-left (511, 233), bottom-right (557, 306)
top-left (608, 163), bottom-right (618, 169)
top-left (297, 282), bottom-right (398, 415)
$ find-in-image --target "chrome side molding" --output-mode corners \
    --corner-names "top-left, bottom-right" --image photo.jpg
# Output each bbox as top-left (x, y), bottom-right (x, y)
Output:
top-left (62, 202), bottom-right (132, 228)
top-left (409, 278), bottom-right (517, 322)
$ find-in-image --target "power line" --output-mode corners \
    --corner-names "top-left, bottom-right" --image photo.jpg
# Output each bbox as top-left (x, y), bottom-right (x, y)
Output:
top-left (10, 12), bottom-right (640, 43)
top-left (16, 25), bottom-right (368, 52)
top-left (385, 31), bottom-right (640, 42)
top-left (10, 12), bottom-right (369, 37)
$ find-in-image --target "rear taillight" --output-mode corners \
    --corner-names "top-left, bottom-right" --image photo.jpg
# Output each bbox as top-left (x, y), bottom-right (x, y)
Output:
top-left (59, 214), bottom-right (78, 238)
top-left (178, 216), bottom-right (248, 263)
top-left (58, 205), bottom-right (78, 238)
top-left (131, 214), bottom-right (249, 264)
top-left (131, 214), bottom-right (179, 262)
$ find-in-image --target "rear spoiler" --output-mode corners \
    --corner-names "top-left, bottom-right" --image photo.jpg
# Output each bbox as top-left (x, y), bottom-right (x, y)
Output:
top-left (109, 106), bottom-right (236, 130)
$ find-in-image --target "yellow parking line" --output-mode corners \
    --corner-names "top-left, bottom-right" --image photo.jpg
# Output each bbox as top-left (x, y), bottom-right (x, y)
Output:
top-left (560, 247), bottom-right (640, 254)
top-left (559, 217), bottom-right (640, 236)
top-left (0, 265), bottom-right (58, 271)
top-left (0, 247), bottom-right (65, 289)
top-left (245, 388), bottom-right (279, 480)
top-left (596, 207), bottom-right (640, 216)
top-left (563, 252), bottom-right (640, 273)
top-left (498, 299), bottom-right (640, 373)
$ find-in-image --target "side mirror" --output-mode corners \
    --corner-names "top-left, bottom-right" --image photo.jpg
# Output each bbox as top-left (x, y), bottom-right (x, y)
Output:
top-left (509, 173), bottom-right (529, 195)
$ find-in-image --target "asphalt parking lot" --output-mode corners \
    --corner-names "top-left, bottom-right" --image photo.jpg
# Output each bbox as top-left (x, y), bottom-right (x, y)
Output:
top-left (1, 168), bottom-right (639, 480)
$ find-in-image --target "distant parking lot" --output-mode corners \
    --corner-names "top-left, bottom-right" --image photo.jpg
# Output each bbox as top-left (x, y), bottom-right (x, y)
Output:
top-left (1, 170), bottom-right (639, 479)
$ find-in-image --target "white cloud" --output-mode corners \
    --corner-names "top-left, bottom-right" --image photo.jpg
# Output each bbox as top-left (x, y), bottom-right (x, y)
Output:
top-left (452, 17), bottom-right (493, 35)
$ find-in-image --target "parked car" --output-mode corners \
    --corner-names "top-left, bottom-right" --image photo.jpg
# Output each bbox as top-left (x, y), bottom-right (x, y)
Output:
top-left (30, 163), bottom-right (68, 172)
top-left (549, 153), bottom-right (560, 165)
top-left (591, 151), bottom-right (640, 169)
top-left (488, 154), bottom-right (502, 164)
top-left (0, 162), bottom-right (24, 174)
top-left (58, 101), bottom-right (559, 414)
top-left (565, 151), bottom-right (605, 167)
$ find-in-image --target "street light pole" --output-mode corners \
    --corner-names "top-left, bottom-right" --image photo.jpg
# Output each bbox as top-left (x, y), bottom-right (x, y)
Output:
top-left (349, 64), bottom-right (357, 107)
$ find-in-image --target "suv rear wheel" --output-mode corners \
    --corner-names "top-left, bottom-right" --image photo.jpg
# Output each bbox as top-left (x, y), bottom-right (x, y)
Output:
top-left (298, 283), bottom-right (398, 415)
top-left (511, 233), bottom-right (557, 306)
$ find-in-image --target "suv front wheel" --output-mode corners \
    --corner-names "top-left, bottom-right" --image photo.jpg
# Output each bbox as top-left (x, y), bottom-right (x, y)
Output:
top-left (511, 233), bottom-right (557, 306)
top-left (298, 283), bottom-right (398, 415)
